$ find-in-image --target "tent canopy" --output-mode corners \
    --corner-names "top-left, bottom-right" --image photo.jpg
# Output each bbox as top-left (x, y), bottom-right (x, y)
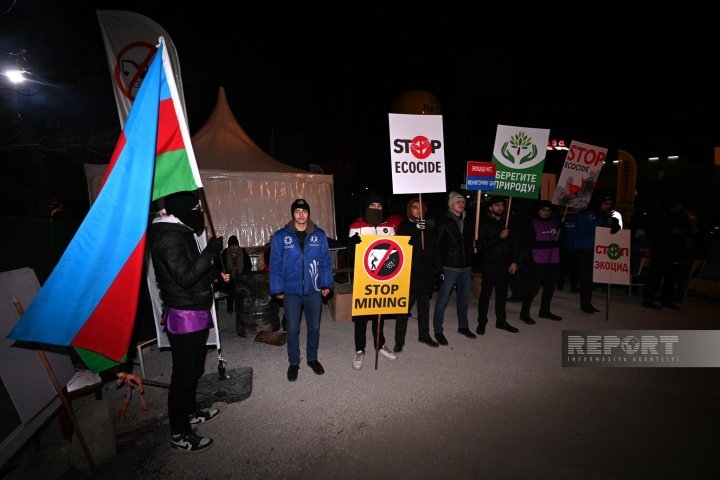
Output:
top-left (192, 87), bottom-right (335, 247)
top-left (85, 87), bottom-right (335, 248)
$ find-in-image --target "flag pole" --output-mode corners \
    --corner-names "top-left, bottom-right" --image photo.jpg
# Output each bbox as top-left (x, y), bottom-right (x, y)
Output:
top-left (197, 188), bottom-right (229, 379)
top-left (11, 297), bottom-right (97, 472)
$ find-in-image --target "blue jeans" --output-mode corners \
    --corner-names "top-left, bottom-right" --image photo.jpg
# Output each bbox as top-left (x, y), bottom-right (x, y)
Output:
top-left (283, 293), bottom-right (322, 365)
top-left (432, 268), bottom-right (471, 332)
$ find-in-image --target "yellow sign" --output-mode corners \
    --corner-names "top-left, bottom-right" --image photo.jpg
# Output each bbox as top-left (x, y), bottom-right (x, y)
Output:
top-left (352, 235), bottom-right (412, 316)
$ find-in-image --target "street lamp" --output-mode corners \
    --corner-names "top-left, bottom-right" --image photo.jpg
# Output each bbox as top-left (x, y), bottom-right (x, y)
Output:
top-left (4, 69), bottom-right (26, 84)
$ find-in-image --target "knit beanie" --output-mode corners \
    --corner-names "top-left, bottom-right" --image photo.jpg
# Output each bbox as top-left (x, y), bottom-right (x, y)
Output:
top-left (448, 191), bottom-right (465, 209)
top-left (291, 198), bottom-right (310, 215)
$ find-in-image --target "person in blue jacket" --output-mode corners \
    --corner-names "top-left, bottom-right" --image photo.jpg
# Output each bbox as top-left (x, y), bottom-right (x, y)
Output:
top-left (567, 196), bottom-right (619, 314)
top-left (270, 199), bottom-right (334, 382)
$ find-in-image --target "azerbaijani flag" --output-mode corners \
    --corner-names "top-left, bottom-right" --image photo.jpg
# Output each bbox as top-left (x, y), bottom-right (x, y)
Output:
top-left (7, 37), bottom-right (202, 372)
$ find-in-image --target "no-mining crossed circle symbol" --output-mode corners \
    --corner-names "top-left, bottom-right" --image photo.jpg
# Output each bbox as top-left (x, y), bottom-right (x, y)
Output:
top-left (363, 238), bottom-right (404, 282)
top-left (113, 41), bottom-right (156, 100)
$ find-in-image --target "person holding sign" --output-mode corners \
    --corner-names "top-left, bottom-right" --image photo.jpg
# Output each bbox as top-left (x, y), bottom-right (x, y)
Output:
top-left (432, 191), bottom-right (478, 345)
top-left (394, 197), bottom-right (440, 351)
top-left (476, 195), bottom-right (520, 334)
top-left (569, 195), bottom-right (619, 314)
top-left (347, 194), bottom-right (403, 369)
top-left (519, 200), bottom-right (563, 323)
top-left (270, 199), bottom-right (334, 382)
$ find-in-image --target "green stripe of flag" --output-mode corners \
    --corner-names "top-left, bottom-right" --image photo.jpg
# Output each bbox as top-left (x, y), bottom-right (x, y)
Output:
top-left (152, 148), bottom-right (200, 201)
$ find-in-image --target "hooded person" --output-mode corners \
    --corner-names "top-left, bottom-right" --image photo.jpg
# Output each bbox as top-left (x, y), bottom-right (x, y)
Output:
top-left (149, 191), bottom-right (228, 453)
top-left (432, 191), bottom-right (478, 345)
top-left (163, 191), bottom-right (207, 236)
top-left (347, 193), bottom-right (404, 370)
top-left (269, 198), bottom-right (334, 382)
top-left (348, 193), bottom-right (403, 239)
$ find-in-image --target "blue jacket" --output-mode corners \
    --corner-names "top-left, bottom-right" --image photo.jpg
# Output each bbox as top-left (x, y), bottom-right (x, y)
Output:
top-left (564, 209), bottom-right (611, 251)
top-left (269, 220), bottom-right (334, 296)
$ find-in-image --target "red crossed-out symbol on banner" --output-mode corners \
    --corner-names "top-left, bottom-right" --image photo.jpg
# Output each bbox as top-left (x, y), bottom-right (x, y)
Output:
top-left (363, 238), bottom-right (404, 282)
top-left (113, 42), bottom-right (157, 101)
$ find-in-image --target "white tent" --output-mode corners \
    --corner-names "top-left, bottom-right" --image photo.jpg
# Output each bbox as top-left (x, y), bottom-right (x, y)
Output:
top-left (85, 87), bottom-right (336, 248)
top-left (194, 87), bottom-right (336, 247)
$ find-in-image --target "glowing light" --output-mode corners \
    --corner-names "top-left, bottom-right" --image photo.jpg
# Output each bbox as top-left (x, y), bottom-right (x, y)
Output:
top-left (4, 70), bottom-right (25, 84)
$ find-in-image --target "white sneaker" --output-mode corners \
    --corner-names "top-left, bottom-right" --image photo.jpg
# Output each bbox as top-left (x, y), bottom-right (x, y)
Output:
top-left (379, 345), bottom-right (397, 361)
top-left (170, 432), bottom-right (213, 453)
top-left (189, 408), bottom-right (219, 425)
top-left (353, 351), bottom-right (365, 370)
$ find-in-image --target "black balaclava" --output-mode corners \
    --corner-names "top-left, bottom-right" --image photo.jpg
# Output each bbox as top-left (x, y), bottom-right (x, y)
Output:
top-left (364, 193), bottom-right (385, 226)
top-left (164, 192), bottom-right (204, 235)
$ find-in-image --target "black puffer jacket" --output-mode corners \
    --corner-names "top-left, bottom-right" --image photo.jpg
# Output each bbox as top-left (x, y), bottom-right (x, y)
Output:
top-left (435, 210), bottom-right (475, 269)
top-left (149, 220), bottom-right (216, 310)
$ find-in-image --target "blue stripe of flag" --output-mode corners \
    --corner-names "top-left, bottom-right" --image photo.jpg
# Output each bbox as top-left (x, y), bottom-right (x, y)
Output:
top-left (7, 44), bottom-right (166, 346)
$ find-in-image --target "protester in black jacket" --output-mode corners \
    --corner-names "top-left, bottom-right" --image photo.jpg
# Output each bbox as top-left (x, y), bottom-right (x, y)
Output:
top-left (394, 198), bottom-right (440, 352)
top-left (476, 195), bottom-right (520, 334)
top-left (150, 191), bottom-right (228, 454)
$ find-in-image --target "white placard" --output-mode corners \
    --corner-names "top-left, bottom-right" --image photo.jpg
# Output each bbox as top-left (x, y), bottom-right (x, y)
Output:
top-left (389, 113), bottom-right (446, 194)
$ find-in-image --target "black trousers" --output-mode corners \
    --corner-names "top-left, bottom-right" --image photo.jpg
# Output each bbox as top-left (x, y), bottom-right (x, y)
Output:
top-left (577, 250), bottom-right (595, 308)
top-left (521, 263), bottom-right (560, 316)
top-left (395, 292), bottom-right (431, 344)
top-left (167, 329), bottom-right (209, 435)
top-left (478, 263), bottom-right (511, 325)
top-left (354, 315), bottom-right (386, 352)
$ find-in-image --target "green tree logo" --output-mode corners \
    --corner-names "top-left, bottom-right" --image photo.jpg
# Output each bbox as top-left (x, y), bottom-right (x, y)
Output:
top-left (607, 243), bottom-right (622, 260)
top-left (498, 131), bottom-right (541, 169)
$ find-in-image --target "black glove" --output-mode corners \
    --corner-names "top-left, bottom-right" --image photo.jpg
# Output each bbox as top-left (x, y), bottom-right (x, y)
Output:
top-left (610, 219), bottom-right (621, 234)
top-left (416, 220), bottom-right (426, 230)
top-left (205, 236), bottom-right (223, 255)
top-left (347, 233), bottom-right (361, 246)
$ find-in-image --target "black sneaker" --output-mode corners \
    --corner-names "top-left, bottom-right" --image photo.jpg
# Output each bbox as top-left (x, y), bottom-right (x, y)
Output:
top-left (458, 328), bottom-right (477, 339)
top-left (170, 432), bottom-right (213, 453)
top-left (476, 323), bottom-right (486, 335)
top-left (538, 311), bottom-right (562, 321)
top-left (307, 360), bottom-right (325, 375)
top-left (189, 408), bottom-right (219, 425)
top-left (435, 332), bottom-right (448, 345)
top-left (287, 365), bottom-right (299, 381)
top-left (580, 306), bottom-right (598, 314)
top-left (418, 336), bottom-right (440, 347)
top-left (393, 342), bottom-right (404, 353)
top-left (519, 314), bottom-right (536, 325)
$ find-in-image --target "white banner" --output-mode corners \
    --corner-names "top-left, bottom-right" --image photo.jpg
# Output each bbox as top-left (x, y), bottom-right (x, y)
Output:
top-left (593, 227), bottom-right (631, 285)
top-left (389, 113), bottom-right (446, 194)
top-left (552, 140), bottom-right (607, 209)
top-left (97, 10), bottom-right (186, 128)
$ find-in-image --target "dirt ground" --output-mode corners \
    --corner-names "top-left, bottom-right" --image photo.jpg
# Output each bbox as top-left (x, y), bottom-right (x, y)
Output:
top-left (4, 287), bottom-right (720, 480)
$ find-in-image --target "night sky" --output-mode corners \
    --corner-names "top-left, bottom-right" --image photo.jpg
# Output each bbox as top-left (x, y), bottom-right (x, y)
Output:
top-left (2, 1), bottom-right (719, 221)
